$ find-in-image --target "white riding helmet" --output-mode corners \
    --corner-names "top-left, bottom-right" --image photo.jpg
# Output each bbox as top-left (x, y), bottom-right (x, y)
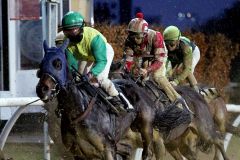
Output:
top-left (126, 13), bottom-right (148, 33)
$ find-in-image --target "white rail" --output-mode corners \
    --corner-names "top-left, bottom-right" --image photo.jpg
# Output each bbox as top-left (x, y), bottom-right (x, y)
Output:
top-left (0, 97), bottom-right (44, 106)
top-left (226, 104), bottom-right (240, 112)
top-left (0, 97), bottom-right (47, 159)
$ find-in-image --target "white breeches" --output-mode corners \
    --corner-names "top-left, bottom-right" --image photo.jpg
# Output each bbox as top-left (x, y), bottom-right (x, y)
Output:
top-left (78, 43), bottom-right (119, 96)
top-left (192, 46), bottom-right (200, 73)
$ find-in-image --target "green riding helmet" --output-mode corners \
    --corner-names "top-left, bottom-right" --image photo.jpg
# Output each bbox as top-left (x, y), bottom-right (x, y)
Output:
top-left (163, 26), bottom-right (181, 41)
top-left (62, 11), bottom-right (84, 29)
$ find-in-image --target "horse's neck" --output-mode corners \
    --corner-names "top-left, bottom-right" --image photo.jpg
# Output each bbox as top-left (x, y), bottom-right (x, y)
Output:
top-left (57, 83), bottom-right (86, 110)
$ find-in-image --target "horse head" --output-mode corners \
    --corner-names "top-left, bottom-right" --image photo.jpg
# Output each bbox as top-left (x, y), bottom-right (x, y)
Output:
top-left (36, 39), bottom-right (69, 102)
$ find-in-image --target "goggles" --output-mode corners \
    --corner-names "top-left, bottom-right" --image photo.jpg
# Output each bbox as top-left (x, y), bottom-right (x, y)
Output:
top-left (128, 32), bottom-right (145, 39)
top-left (63, 27), bottom-right (82, 38)
top-left (165, 40), bottom-right (178, 47)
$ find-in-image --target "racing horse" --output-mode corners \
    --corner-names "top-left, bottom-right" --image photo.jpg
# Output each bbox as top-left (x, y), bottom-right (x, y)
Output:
top-left (36, 40), bottom-right (138, 159)
top-left (36, 40), bottom-right (191, 160)
top-left (197, 84), bottom-right (240, 159)
top-left (110, 61), bottom-right (230, 160)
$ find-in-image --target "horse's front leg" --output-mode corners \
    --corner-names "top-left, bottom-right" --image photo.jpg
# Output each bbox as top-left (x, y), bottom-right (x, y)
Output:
top-left (139, 117), bottom-right (153, 160)
top-left (105, 144), bottom-right (114, 160)
top-left (153, 130), bottom-right (165, 160)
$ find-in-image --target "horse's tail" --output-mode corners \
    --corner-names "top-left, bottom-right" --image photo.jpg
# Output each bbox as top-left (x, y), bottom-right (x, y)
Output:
top-left (226, 121), bottom-right (240, 137)
top-left (154, 104), bottom-right (192, 133)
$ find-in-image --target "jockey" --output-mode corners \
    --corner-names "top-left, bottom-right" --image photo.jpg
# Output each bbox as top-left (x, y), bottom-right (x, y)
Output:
top-left (124, 12), bottom-right (187, 108)
top-left (61, 11), bottom-right (133, 112)
top-left (163, 26), bottom-right (200, 91)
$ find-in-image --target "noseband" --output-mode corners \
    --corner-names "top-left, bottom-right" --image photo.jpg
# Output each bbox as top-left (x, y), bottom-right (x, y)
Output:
top-left (42, 73), bottom-right (61, 99)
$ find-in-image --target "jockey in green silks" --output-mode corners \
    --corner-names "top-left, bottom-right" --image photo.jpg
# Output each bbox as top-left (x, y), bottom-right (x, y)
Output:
top-left (163, 25), bottom-right (200, 92)
top-left (60, 11), bottom-right (133, 111)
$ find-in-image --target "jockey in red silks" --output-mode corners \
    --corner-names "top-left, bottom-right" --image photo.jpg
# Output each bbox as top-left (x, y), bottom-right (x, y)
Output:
top-left (124, 12), bottom-right (189, 109)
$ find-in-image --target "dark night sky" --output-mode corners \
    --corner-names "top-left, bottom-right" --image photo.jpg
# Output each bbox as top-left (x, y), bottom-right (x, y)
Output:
top-left (95, 0), bottom-right (238, 30)
top-left (132, 0), bottom-right (237, 29)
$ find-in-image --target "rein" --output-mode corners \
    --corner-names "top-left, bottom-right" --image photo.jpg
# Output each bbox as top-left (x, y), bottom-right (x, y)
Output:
top-left (71, 93), bottom-right (98, 124)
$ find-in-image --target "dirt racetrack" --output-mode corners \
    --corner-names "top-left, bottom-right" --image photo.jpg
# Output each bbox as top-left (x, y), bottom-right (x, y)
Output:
top-left (3, 134), bottom-right (240, 160)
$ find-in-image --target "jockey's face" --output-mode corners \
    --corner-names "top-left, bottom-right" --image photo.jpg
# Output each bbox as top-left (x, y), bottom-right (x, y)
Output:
top-left (128, 32), bottom-right (146, 45)
top-left (165, 40), bottom-right (179, 52)
top-left (63, 27), bottom-right (83, 42)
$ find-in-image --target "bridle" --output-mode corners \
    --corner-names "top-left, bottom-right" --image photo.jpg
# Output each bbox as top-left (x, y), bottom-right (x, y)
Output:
top-left (41, 73), bottom-right (61, 99)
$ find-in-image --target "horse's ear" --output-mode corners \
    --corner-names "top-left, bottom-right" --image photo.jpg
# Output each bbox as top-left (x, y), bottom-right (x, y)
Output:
top-left (43, 40), bottom-right (49, 54)
top-left (60, 39), bottom-right (69, 53)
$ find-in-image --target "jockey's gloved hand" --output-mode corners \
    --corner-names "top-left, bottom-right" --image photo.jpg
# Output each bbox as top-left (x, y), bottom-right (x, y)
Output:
top-left (82, 72), bottom-right (93, 82)
top-left (82, 74), bottom-right (89, 82)
top-left (72, 71), bottom-right (81, 83)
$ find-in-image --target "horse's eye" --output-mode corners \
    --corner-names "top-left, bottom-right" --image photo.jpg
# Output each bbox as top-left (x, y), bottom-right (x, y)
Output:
top-left (52, 58), bottom-right (62, 70)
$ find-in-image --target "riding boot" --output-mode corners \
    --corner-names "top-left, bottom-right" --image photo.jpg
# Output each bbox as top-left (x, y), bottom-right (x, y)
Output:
top-left (193, 85), bottom-right (199, 93)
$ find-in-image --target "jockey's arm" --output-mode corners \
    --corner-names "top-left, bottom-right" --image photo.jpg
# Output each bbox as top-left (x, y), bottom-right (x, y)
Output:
top-left (174, 46), bottom-right (193, 84)
top-left (90, 35), bottom-right (107, 76)
top-left (146, 32), bottom-right (166, 72)
top-left (124, 46), bottom-right (135, 72)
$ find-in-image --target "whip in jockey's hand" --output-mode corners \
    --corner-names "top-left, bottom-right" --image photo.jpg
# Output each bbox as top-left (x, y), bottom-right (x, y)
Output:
top-left (139, 68), bottom-right (148, 78)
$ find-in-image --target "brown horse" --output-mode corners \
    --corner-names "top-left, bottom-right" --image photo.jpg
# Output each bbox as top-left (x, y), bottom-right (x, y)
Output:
top-left (196, 84), bottom-right (240, 159)
top-left (110, 61), bottom-right (230, 160)
top-left (198, 84), bottom-right (240, 136)
top-left (167, 84), bottom-right (240, 160)
top-left (36, 40), bottom-right (191, 160)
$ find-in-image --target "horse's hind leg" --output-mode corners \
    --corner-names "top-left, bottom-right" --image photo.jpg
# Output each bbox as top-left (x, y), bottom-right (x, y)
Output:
top-left (209, 99), bottom-right (227, 135)
top-left (105, 145), bottom-right (114, 160)
top-left (139, 118), bottom-right (153, 160)
top-left (168, 149), bottom-right (185, 160)
top-left (153, 130), bottom-right (165, 160)
top-left (212, 137), bottom-right (229, 160)
top-left (200, 132), bottom-right (229, 160)
top-left (180, 129), bottom-right (198, 160)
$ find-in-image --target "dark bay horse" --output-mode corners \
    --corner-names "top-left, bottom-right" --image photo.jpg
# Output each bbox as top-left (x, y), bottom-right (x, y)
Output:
top-left (110, 61), bottom-right (230, 160)
top-left (35, 40), bottom-right (139, 159)
top-left (36, 40), bottom-right (190, 160)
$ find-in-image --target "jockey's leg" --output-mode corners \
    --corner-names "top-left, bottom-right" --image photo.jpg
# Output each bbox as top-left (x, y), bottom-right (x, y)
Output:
top-left (97, 43), bottom-right (132, 111)
top-left (191, 46), bottom-right (200, 73)
top-left (152, 64), bottom-right (181, 103)
top-left (187, 73), bottom-right (198, 92)
top-left (189, 46), bottom-right (200, 92)
top-left (153, 65), bottom-right (194, 114)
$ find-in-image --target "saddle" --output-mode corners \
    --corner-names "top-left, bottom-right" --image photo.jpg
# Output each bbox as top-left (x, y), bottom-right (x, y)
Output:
top-left (75, 75), bottom-right (133, 116)
top-left (136, 79), bottom-right (171, 107)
